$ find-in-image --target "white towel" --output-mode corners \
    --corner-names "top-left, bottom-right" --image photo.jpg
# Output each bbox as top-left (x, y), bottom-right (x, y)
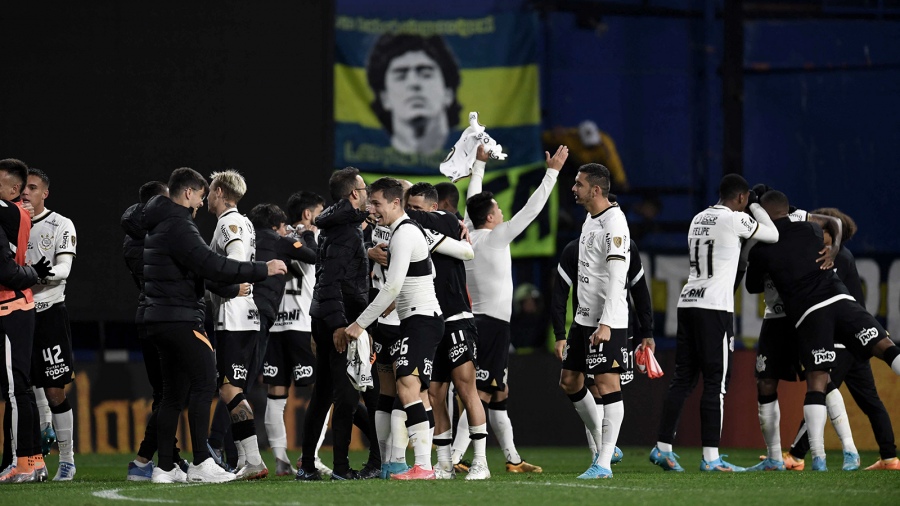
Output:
top-left (439, 111), bottom-right (508, 182)
top-left (347, 330), bottom-right (374, 391)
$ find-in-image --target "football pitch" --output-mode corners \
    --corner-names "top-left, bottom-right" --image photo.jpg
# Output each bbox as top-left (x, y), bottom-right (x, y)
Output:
top-left (2, 447), bottom-right (898, 505)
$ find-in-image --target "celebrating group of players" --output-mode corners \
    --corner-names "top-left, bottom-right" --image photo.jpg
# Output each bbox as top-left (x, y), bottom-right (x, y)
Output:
top-left (1, 145), bottom-right (898, 486)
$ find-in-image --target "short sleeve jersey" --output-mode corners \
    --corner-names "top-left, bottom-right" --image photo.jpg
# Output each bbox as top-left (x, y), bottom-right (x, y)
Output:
top-left (678, 205), bottom-right (758, 311)
top-left (27, 210), bottom-right (76, 312)
top-left (371, 224), bottom-right (400, 325)
top-left (574, 204), bottom-right (631, 329)
top-left (209, 209), bottom-right (259, 331)
top-left (271, 227), bottom-right (317, 333)
top-left (763, 208), bottom-right (808, 319)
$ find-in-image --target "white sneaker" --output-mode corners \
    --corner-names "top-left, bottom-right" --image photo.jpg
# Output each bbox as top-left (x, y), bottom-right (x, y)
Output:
top-left (187, 458), bottom-right (236, 483)
top-left (235, 461), bottom-right (268, 481)
top-left (53, 462), bottom-right (76, 481)
top-left (465, 461), bottom-right (491, 480)
top-left (151, 465), bottom-right (188, 483)
top-left (314, 457), bottom-right (333, 477)
top-left (434, 465), bottom-right (455, 480)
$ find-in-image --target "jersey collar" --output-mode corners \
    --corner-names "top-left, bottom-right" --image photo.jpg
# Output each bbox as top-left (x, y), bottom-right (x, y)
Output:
top-left (591, 202), bottom-right (619, 219)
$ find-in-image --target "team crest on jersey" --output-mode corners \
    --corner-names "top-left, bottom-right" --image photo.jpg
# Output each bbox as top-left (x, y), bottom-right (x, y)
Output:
top-left (229, 224), bottom-right (239, 234)
top-left (39, 233), bottom-right (53, 251)
top-left (613, 236), bottom-right (623, 248)
top-left (756, 355), bottom-right (767, 372)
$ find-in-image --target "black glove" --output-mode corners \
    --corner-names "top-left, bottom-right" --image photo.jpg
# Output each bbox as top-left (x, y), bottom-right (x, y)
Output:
top-left (746, 188), bottom-right (759, 207)
top-left (33, 256), bottom-right (54, 279)
top-left (751, 183), bottom-right (771, 201)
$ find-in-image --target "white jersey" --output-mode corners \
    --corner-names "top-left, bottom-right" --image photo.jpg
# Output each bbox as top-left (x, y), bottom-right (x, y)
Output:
top-left (357, 215), bottom-right (442, 328)
top-left (371, 224), bottom-right (400, 326)
top-left (271, 227), bottom-right (317, 333)
top-left (574, 204), bottom-right (631, 329)
top-left (209, 209), bottom-right (259, 331)
top-left (678, 205), bottom-right (759, 312)
top-left (763, 208), bottom-right (809, 319)
top-left (27, 209), bottom-right (76, 312)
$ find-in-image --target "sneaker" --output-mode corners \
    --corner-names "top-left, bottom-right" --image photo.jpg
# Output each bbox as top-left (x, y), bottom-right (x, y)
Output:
top-left (151, 466), bottom-right (188, 483)
top-left (0, 466), bottom-right (43, 484)
top-left (700, 456), bottom-right (745, 472)
top-left (358, 462), bottom-right (382, 480)
top-left (781, 452), bottom-right (805, 471)
top-left (391, 464), bottom-right (435, 480)
top-left (41, 425), bottom-right (57, 456)
top-left (127, 461), bottom-right (154, 481)
top-left (746, 457), bottom-right (785, 472)
top-left (577, 463), bottom-right (604, 479)
top-left (434, 465), bottom-right (455, 480)
top-left (235, 461), bottom-right (268, 481)
top-left (453, 459), bottom-right (471, 473)
top-left (0, 464), bottom-right (16, 479)
top-left (294, 467), bottom-right (322, 481)
top-left (611, 446), bottom-right (624, 465)
top-left (275, 459), bottom-right (296, 477)
top-left (381, 461), bottom-right (410, 479)
top-left (865, 457), bottom-right (900, 470)
top-left (53, 462), bottom-right (76, 481)
top-left (465, 461), bottom-right (491, 481)
top-left (812, 456), bottom-right (827, 472)
top-left (207, 442), bottom-right (234, 473)
top-left (649, 446), bottom-right (684, 472)
top-left (313, 457), bottom-right (333, 477)
top-left (176, 458), bottom-right (190, 474)
top-left (842, 451), bottom-right (860, 471)
top-left (36, 465), bottom-right (49, 482)
top-left (187, 458), bottom-right (236, 483)
top-left (505, 460), bottom-right (542, 473)
top-left (331, 469), bottom-right (360, 481)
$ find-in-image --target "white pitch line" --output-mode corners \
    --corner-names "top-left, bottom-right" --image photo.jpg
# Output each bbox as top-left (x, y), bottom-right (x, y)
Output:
top-left (92, 489), bottom-right (177, 503)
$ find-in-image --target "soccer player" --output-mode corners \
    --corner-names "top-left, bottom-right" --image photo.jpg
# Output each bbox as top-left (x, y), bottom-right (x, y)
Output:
top-left (142, 167), bottom-right (285, 484)
top-left (205, 170), bottom-right (267, 480)
top-left (435, 182), bottom-right (462, 219)
top-left (651, 174), bottom-right (778, 472)
top-left (556, 164), bottom-right (631, 479)
top-left (345, 177), bottom-right (445, 480)
top-left (451, 145), bottom-right (568, 473)
top-left (0, 158), bottom-right (52, 484)
top-left (746, 191), bottom-right (900, 471)
top-left (20, 169), bottom-right (78, 481)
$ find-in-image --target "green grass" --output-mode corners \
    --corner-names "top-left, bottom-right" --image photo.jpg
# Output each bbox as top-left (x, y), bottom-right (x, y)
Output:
top-left (1, 447), bottom-right (898, 505)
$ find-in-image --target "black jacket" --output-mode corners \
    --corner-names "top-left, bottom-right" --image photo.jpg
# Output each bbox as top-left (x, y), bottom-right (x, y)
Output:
top-left (142, 195), bottom-right (268, 326)
top-left (405, 209), bottom-right (470, 318)
top-left (309, 199), bottom-right (369, 330)
top-left (121, 203), bottom-right (148, 324)
top-left (253, 227), bottom-right (316, 323)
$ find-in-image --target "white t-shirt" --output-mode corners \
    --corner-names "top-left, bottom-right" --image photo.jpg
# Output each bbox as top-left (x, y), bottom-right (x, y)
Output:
top-left (209, 209), bottom-right (259, 331)
top-left (678, 205), bottom-right (759, 311)
top-left (763, 208), bottom-right (809, 319)
top-left (574, 204), bottom-right (631, 329)
top-left (271, 226), bottom-right (317, 333)
top-left (27, 210), bottom-right (76, 312)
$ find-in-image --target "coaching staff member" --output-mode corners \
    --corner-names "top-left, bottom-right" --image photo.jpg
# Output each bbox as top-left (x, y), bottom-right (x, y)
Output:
top-left (142, 168), bottom-right (286, 483)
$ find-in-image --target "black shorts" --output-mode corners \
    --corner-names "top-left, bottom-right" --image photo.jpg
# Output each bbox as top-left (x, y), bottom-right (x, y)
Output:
top-left (756, 317), bottom-right (803, 381)
top-left (216, 329), bottom-right (259, 389)
top-left (473, 314), bottom-right (510, 393)
top-left (30, 303), bottom-right (75, 388)
top-left (563, 323), bottom-right (628, 375)
top-left (263, 330), bottom-right (315, 387)
top-left (432, 318), bottom-right (478, 384)
top-left (798, 298), bottom-right (889, 371)
top-left (395, 315), bottom-right (443, 390)
top-left (372, 321), bottom-right (402, 374)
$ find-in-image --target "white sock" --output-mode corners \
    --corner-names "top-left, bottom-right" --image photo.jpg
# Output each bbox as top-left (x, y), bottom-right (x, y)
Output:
top-left (469, 423), bottom-right (488, 465)
top-left (804, 403), bottom-right (828, 458)
top-left (826, 388), bottom-right (858, 455)
top-left (236, 438), bottom-right (247, 468)
top-left (489, 408), bottom-right (522, 464)
top-left (891, 353), bottom-right (900, 375)
top-left (451, 409), bottom-right (471, 464)
top-left (435, 430), bottom-right (453, 469)
top-left (702, 447), bottom-right (720, 462)
top-left (597, 400), bottom-right (624, 469)
top-left (53, 408), bottom-right (74, 464)
top-left (239, 435), bottom-right (262, 466)
top-left (758, 400), bottom-right (782, 461)
top-left (131, 459), bottom-right (151, 468)
top-left (585, 426), bottom-right (597, 455)
top-left (656, 442), bottom-right (673, 453)
top-left (314, 408), bottom-right (331, 459)
top-left (34, 388), bottom-right (52, 428)
top-left (408, 420), bottom-right (432, 470)
top-left (571, 391), bottom-right (603, 461)
top-left (264, 397), bottom-right (289, 463)
top-left (390, 408), bottom-right (409, 463)
top-left (375, 408), bottom-right (392, 464)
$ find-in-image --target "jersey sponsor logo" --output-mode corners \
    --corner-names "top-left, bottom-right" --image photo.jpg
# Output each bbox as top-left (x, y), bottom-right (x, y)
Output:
top-left (293, 365), bottom-right (313, 380)
top-left (60, 230), bottom-right (71, 248)
top-left (263, 363), bottom-right (278, 377)
top-left (389, 339), bottom-right (402, 356)
top-left (855, 327), bottom-right (879, 346)
top-left (35, 301), bottom-right (52, 311)
top-left (275, 309), bottom-right (302, 322)
top-left (586, 352), bottom-right (607, 368)
top-left (231, 364), bottom-right (248, 380)
top-left (756, 355), bottom-right (767, 372)
top-left (422, 358), bottom-right (433, 377)
top-left (613, 236), bottom-right (623, 248)
top-left (812, 348), bottom-right (836, 365)
top-left (695, 214), bottom-right (718, 226)
top-left (246, 309), bottom-right (260, 321)
top-left (740, 217), bottom-right (756, 230)
top-left (46, 218), bottom-right (60, 227)
top-left (576, 305), bottom-right (591, 317)
top-left (619, 369), bottom-right (634, 385)
top-left (680, 287), bottom-right (707, 301)
top-left (220, 225), bottom-right (230, 240)
top-left (373, 341), bottom-right (382, 354)
top-left (395, 356), bottom-right (409, 368)
top-left (578, 273), bottom-right (589, 285)
top-left (449, 341), bottom-right (468, 361)
top-left (44, 364), bottom-right (71, 380)
top-left (475, 368), bottom-right (489, 381)
top-left (424, 231), bottom-right (436, 246)
top-left (42, 344), bottom-right (70, 380)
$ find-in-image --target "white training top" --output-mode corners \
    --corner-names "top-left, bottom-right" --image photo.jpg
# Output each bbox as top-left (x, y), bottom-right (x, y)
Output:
top-left (574, 204), bottom-right (631, 329)
top-left (464, 161), bottom-right (559, 322)
top-left (357, 214), bottom-right (442, 329)
top-left (763, 208), bottom-right (809, 319)
top-left (27, 209), bottom-right (76, 312)
top-left (271, 226), bottom-right (317, 333)
top-left (678, 203), bottom-right (778, 312)
top-left (209, 209), bottom-right (260, 331)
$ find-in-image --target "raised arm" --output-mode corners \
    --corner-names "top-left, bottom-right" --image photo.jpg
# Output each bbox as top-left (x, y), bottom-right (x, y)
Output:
top-left (745, 203), bottom-right (779, 244)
